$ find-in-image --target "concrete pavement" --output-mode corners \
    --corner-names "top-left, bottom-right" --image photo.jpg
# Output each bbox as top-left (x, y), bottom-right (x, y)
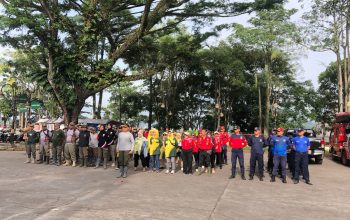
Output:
top-left (1, 151), bottom-right (350, 220)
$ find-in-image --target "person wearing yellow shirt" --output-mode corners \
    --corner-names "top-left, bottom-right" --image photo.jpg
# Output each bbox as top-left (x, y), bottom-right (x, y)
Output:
top-left (148, 129), bottom-right (162, 173)
top-left (165, 131), bottom-right (178, 174)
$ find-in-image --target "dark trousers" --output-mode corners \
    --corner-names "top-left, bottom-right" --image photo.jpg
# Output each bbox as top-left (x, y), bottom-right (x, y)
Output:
top-left (140, 153), bottom-right (149, 168)
top-left (193, 152), bottom-right (199, 169)
top-left (134, 154), bottom-right (140, 167)
top-left (249, 153), bottom-right (264, 177)
top-left (52, 145), bottom-right (62, 162)
top-left (231, 149), bottom-right (244, 176)
top-left (199, 150), bottom-right (211, 168)
top-left (210, 152), bottom-right (216, 168)
top-left (182, 149), bottom-right (193, 174)
top-left (272, 155), bottom-right (287, 177)
top-left (267, 148), bottom-right (274, 172)
top-left (215, 152), bottom-right (222, 168)
top-left (222, 147), bottom-right (228, 164)
top-left (294, 152), bottom-right (310, 181)
top-left (288, 150), bottom-right (296, 176)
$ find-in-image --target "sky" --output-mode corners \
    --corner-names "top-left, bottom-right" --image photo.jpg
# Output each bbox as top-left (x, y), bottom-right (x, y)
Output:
top-left (0, 0), bottom-right (337, 116)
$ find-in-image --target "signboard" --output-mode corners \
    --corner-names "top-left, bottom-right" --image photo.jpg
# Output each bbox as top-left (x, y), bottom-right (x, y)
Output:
top-left (31, 101), bottom-right (42, 110)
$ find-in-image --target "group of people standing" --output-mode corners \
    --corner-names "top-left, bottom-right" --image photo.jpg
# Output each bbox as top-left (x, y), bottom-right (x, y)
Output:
top-left (22, 122), bottom-right (312, 184)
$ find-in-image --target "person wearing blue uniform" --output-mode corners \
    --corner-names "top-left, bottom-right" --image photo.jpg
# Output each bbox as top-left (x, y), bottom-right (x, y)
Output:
top-left (292, 128), bottom-right (312, 185)
top-left (270, 127), bottom-right (291, 183)
top-left (248, 127), bottom-right (268, 181)
top-left (267, 129), bottom-right (276, 174)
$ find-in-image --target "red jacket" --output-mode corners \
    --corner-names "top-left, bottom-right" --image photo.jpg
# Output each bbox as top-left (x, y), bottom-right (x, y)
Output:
top-left (229, 134), bottom-right (247, 149)
top-left (197, 136), bottom-right (212, 151)
top-left (181, 137), bottom-right (193, 151)
top-left (192, 137), bottom-right (199, 152)
top-left (214, 136), bottom-right (222, 153)
top-left (219, 131), bottom-right (229, 146)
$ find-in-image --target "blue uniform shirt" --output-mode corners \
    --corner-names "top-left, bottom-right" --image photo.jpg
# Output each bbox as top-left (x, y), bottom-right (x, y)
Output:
top-left (270, 135), bottom-right (291, 156)
top-left (248, 135), bottom-right (268, 155)
top-left (292, 136), bottom-right (310, 153)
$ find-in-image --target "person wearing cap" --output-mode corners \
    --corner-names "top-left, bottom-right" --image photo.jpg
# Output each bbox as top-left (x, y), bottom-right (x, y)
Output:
top-left (192, 132), bottom-right (200, 173)
top-left (148, 128), bottom-right (162, 172)
top-left (38, 124), bottom-right (52, 164)
top-left (24, 124), bottom-right (38, 164)
top-left (106, 123), bottom-right (117, 168)
top-left (219, 126), bottom-right (229, 165)
top-left (116, 124), bottom-right (135, 178)
top-left (228, 126), bottom-right (247, 180)
top-left (292, 128), bottom-right (312, 185)
top-left (51, 123), bottom-right (65, 166)
top-left (213, 131), bottom-right (222, 172)
top-left (267, 128), bottom-right (277, 174)
top-left (88, 127), bottom-right (99, 168)
top-left (197, 129), bottom-right (213, 175)
top-left (181, 132), bottom-right (193, 175)
top-left (269, 127), bottom-right (291, 183)
top-left (78, 124), bottom-right (90, 167)
top-left (248, 127), bottom-right (268, 181)
top-left (164, 131), bottom-right (178, 174)
top-left (64, 122), bottom-right (80, 167)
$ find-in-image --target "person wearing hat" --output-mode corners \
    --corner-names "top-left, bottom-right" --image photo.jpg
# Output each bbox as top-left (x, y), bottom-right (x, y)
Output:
top-left (292, 128), bottom-right (312, 185)
top-left (197, 129), bottom-right (213, 175)
top-left (78, 124), bottom-right (90, 167)
top-left (219, 126), bottom-right (229, 165)
top-left (269, 127), bottom-right (291, 183)
top-left (38, 123), bottom-right (52, 164)
top-left (228, 126), bottom-right (247, 180)
top-left (116, 124), bottom-right (135, 178)
top-left (133, 129), bottom-right (148, 171)
top-left (248, 127), bottom-right (268, 181)
top-left (88, 127), bottom-right (99, 168)
top-left (64, 122), bottom-right (80, 167)
top-left (164, 131), bottom-right (178, 174)
top-left (51, 123), bottom-right (65, 166)
top-left (97, 124), bottom-right (109, 169)
top-left (181, 131), bottom-right (193, 175)
top-left (24, 124), bottom-right (38, 164)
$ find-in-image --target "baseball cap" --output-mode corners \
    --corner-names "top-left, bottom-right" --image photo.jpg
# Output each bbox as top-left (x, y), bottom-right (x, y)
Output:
top-left (277, 127), bottom-right (284, 132)
top-left (297, 127), bottom-right (304, 132)
top-left (233, 126), bottom-right (240, 130)
top-left (254, 127), bottom-right (261, 131)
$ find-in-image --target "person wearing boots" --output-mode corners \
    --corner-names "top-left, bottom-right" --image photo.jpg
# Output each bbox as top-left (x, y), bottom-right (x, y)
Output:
top-left (106, 123), bottom-right (117, 168)
top-left (164, 131), bottom-right (178, 174)
top-left (269, 127), bottom-right (291, 183)
top-left (64, 122), bottom-right (79, 167)
top-left (116, 124), bottom-right (135, 178)
top-left (25, 124), bottom-right (38, 164)
top-left (78, 124), bottom-right (90, 168)
top-left (228, 126), bottom-right (247, 180)
top-left (51, 123), bottom-right (65, 166)
top-left (39, 124), bottom-right (52, 164)
top-left (248, 127), bottom-right (268, 181)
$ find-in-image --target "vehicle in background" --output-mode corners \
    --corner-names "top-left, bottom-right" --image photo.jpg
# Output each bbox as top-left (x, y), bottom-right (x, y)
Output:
top-left (285, 128), bottom-right (325, 164)
top-left (330, 112), bottom-right (350, 166)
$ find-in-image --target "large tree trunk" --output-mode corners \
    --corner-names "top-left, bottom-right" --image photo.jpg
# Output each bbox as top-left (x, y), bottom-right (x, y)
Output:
top-left (63, 100), bottom-right (85, 125)
top-left (92, 94), bottom-right (96, 119)
top-left (334, 13), bottom-right (344, 112)
top-left (264, 62), bottom-right (272, 138)
top-left (148, 76), bottom-right (153, 130)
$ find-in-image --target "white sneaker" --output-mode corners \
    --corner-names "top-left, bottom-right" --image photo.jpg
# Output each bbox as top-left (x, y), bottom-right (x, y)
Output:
top-left (72, 161), bottom-right (76, 167)
top-left (115, 167), bottom-right (119, 170)
top-left (171, 170), bottom-right (175, 174)
top-left (24, 158), bottom-right (30, 163)
top-left (111, 163), bottom-right (115, 167)
top-left (204, 168), bottom-right (208, 173)
top-left (181, 167), bottom-right (183, 171)
top-left (212, 169), bottom-right (216, 174)
top-left (165, 170), bottom-right (169, 174)
top-left (31, 159), bottom-right (35, 164)
top-left (196, 169), bottom-right (199, 172)
top-left (202, 166), bottom-right (205, 169)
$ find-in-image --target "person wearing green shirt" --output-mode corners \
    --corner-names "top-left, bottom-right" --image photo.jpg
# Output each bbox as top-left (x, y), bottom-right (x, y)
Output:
top-left (51, 123), bottom-right (65, 166)
top-left (25, 124), bottom-right (38, 164)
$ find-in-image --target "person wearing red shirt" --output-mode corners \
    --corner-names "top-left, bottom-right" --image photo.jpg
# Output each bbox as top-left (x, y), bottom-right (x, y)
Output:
top-left (181, 132), bottom-right (193, 175)
top-left (228, 126), bottom-right (247, 180)
top-left (213, 131), bottom-right (222, 172)
top-left (192, 133), bottom-right (199, 173)
top-left (219, 126), bottom-right (229, 165)
top-left (197, 129), bottom-right (213, 174)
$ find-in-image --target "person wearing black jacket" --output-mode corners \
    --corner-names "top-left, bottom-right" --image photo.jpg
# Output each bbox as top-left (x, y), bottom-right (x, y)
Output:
top-left (78, 124), bottom-right (90, 167)
top-left (248, 127), bottom-right (268, 181)
top-left (106, 123), bottom-right (117, 168)
top-left (97, 124), bottom-right (109, 169)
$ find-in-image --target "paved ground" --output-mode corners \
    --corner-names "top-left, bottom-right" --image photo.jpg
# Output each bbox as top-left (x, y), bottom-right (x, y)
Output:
top-left (1, 151), bottom-right (350, 220)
